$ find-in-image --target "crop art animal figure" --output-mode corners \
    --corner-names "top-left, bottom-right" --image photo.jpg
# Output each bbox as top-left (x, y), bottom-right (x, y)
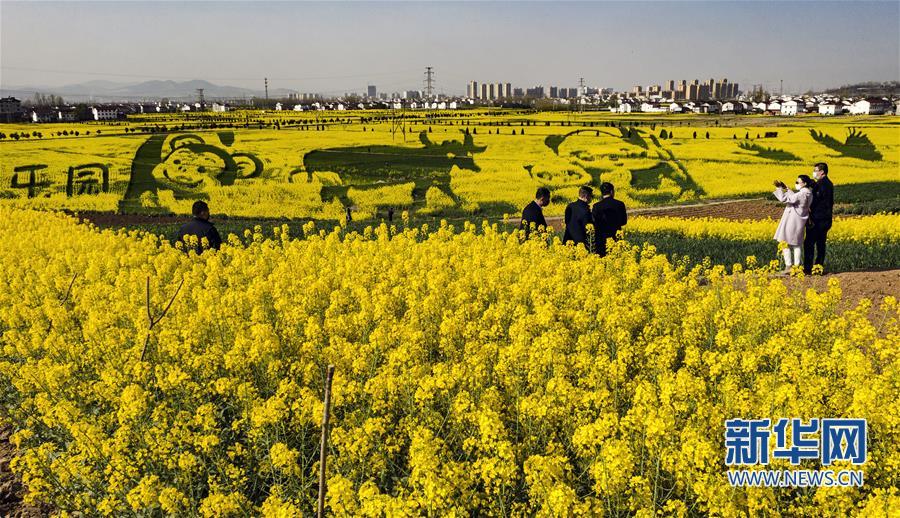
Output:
top-left (303, 130), bottom-right (486, 203)
top-left (120, 132), bottom-right (263, 212)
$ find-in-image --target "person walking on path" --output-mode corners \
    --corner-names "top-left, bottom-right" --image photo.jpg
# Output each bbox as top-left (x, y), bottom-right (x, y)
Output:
top-left (591, 182), bottom-right (627, 257)
top-left (563, 186), bottom-right (594, 250)
top-left (521, 187), bottom-right (551, 237)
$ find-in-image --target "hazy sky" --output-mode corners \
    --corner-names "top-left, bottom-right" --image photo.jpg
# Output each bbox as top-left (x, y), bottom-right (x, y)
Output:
top-left (2, 1), bottom-right (898, 95)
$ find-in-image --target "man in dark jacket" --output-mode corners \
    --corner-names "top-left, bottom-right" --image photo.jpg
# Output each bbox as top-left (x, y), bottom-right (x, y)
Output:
top-left (176, 200), bottom-right (222, 253)
top-left (563, 186), bottom-right (594, 249)
top-left (520, 187), bottom-right (550, 236)
top-left (591, 182), bottom-right (628, 257)
top-left (804, 162), bottom-right (833, 274)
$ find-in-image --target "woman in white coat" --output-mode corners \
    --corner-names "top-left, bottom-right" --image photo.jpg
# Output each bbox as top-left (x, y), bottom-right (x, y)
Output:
top-left (773, 174), bottom-right (814, 274)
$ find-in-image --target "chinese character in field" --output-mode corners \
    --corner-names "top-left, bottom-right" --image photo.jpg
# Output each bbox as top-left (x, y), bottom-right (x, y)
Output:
top-left (725, 418), bottom-right (771, 465)
top-left (822, 419), bottom-right (867, 465)
top-left (67, 164), bottom-right (110, 196)
top-left (10, 164), bottom-right (48, 198)
top-left (773, 418), bottom-right (820, 464)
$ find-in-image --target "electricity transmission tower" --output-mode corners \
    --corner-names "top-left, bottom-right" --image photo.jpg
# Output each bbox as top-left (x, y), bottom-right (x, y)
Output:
top-left (424, 66), bottom-right (435, 99)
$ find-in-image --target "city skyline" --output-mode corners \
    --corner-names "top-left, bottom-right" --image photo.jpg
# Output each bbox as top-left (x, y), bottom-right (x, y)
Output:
top-left (2, 1), bottom-right (898, 96)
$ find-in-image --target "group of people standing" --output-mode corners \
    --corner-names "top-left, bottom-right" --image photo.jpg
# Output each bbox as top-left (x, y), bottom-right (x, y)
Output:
top-left (773, 162), bottom-right (833, 275)
top-left (520, 182), bottom-right (628, 257)
top-left (520, 161), bottom-right (834, 275)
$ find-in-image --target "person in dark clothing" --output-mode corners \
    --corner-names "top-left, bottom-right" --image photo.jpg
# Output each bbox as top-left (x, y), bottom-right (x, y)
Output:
top-left (520, 187), bottom-right (551, 236)
top-left (175, 200), bottom-right (222, 253)
top-left (563, 186), bottom-right (594, 249)
top-left (804, 162), bottom-right (834, 274)
top-left (387, 207), bottom-right (395, 222)
top-left (591, 182), bottom-right (628, 257)
top-left (345, 206), bottom-right (353, 225)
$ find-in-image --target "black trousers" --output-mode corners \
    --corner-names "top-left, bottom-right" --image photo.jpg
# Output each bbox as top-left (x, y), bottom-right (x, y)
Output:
top-left (803, 220), bottom-right (830, 273)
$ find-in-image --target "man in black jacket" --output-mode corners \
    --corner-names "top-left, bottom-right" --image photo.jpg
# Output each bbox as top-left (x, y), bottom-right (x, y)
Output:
top-left (804, 162), bottom-right (834, 274)
top-left (592, 182), bottom-right (628, 257)
top-left (176, 200), bottom-right (222, 253)
top-left (520, 187), bottom-right (550, 236)
top-left (563, 186), bottom-right (594, 249)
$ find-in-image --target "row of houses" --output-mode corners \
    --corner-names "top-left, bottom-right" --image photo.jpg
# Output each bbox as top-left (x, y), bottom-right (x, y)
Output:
top-left (753, 97), bottom-right (894, 116)
top-left (616, 96), bottom-right (898, 116)
top-left (27, 105), bottom-right (126, 123)
top-left (0, 97), bottom-right (190, 123)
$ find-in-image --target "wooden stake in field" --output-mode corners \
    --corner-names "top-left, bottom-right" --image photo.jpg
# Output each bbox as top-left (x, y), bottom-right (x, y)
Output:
top-left (317, 364), bottom-right (336, 518)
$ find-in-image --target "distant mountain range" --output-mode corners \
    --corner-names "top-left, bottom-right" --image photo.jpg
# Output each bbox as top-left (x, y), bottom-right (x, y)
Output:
top-left (0, 79), bottom-right (299, 102)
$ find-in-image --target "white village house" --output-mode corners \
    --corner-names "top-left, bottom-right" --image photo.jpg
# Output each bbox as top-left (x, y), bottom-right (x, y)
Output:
top-left (818, 103), bottom-right (843, 116)
top-left (849, 98), bottom-right (893, 115)
top-left (30, 108), bottom-right (57, 123)
top-left (90, 106), bottom-right (118, 120)
top-left (780, 100), bottom-right (804, 116)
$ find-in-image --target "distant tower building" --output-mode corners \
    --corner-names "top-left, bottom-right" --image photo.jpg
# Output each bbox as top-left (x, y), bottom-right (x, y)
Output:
top-left (667, 80), bottom-right (676, 91)
top-left (526, 86), bottom-right (545, 98)
top-left (699, 84), bottom-right (710, 101)
top-left (673, 80), bottom-right (686, 100)
top-left (504, 82), bottom-right (512, 98)
top-left (467, 81), bottom-right (476, 98)
top-left (367, 85), bottom-right (377, 98)
top-left (473, 81), bottom-right (480, 99)
top-left (631, 85), bottom-right (643, 95)
top-left (480, 83), bottom-right (488, 100)
top-left (489, 83), bottom-right (496, 100)
top-left (550, 86), bottom-right (559, 98)
top-left (688, 81), bottom-right (699, 101)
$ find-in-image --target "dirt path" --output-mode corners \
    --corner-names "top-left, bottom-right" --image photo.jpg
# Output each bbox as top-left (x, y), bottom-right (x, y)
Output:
top-left (631, 198), bottom-right (781, 220)
top-left (538, 198), bottom-right (782, 231)
top-left (787, 269), bottom-right (900, 310)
